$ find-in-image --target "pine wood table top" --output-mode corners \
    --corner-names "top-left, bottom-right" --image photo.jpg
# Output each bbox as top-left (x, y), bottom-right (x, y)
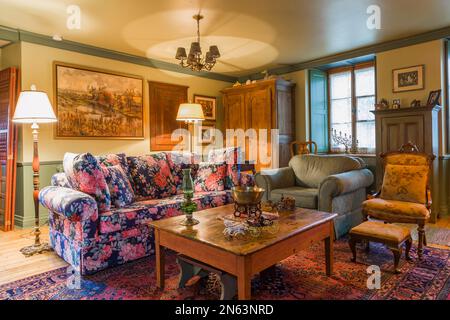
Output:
top-left (149, 204), bottom-right (337, 256)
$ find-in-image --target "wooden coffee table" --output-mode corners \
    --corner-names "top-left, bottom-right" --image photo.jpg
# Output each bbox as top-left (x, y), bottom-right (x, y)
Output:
top-left (149, 204), bottom-right (337, 300)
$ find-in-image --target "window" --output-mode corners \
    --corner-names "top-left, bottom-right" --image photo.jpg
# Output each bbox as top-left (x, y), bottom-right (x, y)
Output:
top-left (329, 63), bottom-right (375, 153)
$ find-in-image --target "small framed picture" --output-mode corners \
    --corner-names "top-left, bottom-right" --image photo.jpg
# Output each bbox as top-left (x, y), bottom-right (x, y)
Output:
top-left (426, 90), bottom-right (441, 106)
top-left (392, 99), bottom-right (401, 109)
top-left (392, 65), bottom-right (424, 93)
top-left (410, 99), bottom-right (421, 108)
top-left (199, 124), bottom-right (216, 144)
top-left (194, 94), bottom-right (216, 121)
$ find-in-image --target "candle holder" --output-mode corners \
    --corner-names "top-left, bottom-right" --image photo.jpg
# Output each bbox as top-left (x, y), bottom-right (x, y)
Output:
top-left (180, 168), bottom-right (199, 226)
top-left (331, 129), bottom-right (358, 154)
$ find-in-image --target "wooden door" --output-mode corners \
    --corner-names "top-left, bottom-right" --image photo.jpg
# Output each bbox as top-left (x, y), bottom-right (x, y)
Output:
top-left (246, 86), bottom-right (272, 171)
top-left (149, 81), bottom-right (188, 151)
top-left (224, 92), bottom-right (246, 152)
top-left (0, 67), bottom-right (19, 231)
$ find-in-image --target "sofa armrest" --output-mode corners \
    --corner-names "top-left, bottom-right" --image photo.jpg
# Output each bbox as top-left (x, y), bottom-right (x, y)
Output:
top-left (318, 169), bottom-right (374, 212)
top-left (255, 167), bottom-right (296, 200)
top-left (39, 186), bottom-right (99, 222)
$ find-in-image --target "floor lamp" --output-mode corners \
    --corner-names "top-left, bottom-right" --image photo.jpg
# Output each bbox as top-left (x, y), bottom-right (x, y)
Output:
top-left (176, 102), bottom-right (205, 152)
top-left (13, 85), bottom-right (57, 257)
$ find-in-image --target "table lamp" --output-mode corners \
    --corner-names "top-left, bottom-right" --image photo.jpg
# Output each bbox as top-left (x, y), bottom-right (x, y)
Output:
top-left (176, 102), bottom-right (205, 152)
top-left (13, 85), bottom-right (57, 257)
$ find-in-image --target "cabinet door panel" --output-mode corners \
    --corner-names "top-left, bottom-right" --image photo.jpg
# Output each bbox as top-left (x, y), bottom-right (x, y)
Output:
top-left (381, 116), bottom-right (424, 153)
top-left (247, 87), bottom-right (272, 171)
top-left (149, 81), bottom-right (188, 151)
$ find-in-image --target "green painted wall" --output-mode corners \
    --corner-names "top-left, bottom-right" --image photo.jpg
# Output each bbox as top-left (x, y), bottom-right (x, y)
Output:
top-left (15, 161), bottom-right (62, 228)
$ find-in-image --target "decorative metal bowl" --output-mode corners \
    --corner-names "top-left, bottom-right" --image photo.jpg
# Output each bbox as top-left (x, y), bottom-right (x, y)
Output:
top-left (231, 186), bottom-right (265, 205)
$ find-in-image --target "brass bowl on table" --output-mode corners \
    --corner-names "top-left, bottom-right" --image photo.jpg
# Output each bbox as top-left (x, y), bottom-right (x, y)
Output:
top-left (231, 186), bottom-right (265, 205)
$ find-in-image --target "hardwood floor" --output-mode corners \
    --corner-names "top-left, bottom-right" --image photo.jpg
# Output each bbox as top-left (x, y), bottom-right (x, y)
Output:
top-left (0, 226), bottom-right (67, 286)
top-left (0, 216), bottom-right (449, 287)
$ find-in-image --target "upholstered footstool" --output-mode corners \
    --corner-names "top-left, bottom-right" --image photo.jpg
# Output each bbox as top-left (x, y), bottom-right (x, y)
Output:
top-left (349, 221), bottom-right (412, 273)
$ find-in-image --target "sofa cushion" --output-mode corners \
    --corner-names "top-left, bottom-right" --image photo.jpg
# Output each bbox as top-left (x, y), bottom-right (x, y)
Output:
top-left (271, 187), bottom-right (318, 209)
top-left (97, 153), bottom-right (129, 174)
top-left (194, 162), bottom-right (227, 192)
top-left (289, 155), bottom-right (362, 188)
top-left (101, 165), bottom-right (135, 208)
top-left (208, 147), bottom-right (244, 189)
top-left (98, 190), bottom-right (233, 234)
top-left (127, 153), bottom-right (177, 200)
top-left (165, 151), bottom-right (200, 192)
top-left (63, 152), bottom-right (111, 212)
top-left (380, 164), bottom-right (428, 204)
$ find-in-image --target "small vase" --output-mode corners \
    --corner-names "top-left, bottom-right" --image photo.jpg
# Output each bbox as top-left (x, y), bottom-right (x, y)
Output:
top-left (180, 168), bottom-right (199, 226)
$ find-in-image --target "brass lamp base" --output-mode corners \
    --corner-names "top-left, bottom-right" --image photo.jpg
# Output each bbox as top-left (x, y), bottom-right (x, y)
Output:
top-left (180, 217), bottom-right (200, 226)
top-left (20, 242), bottom-right (52, 257)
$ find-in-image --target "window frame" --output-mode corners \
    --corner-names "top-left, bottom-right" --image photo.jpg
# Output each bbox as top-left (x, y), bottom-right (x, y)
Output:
top-left (327, 61), bottom-right (376, 154)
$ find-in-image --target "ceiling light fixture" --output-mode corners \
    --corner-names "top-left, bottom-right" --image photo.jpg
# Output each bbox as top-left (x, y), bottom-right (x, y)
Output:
top-left (175, 14), bottom-right (220, 72)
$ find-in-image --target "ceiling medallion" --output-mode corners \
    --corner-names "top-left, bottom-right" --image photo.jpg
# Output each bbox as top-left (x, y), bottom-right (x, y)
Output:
top-left (175, 14), bottom-right (220, 72)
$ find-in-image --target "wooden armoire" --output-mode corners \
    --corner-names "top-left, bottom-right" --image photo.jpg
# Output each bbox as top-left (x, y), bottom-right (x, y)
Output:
top-left (372, 105), bottom-right (441, 222)
top-left (221, 78), bottom-right (295, 171)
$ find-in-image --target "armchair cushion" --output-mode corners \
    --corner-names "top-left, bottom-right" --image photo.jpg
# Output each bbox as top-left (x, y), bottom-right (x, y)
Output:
top-left (362, 198), bottom-right (429, 220)
top-left (271, 187), bottom-right (318, 209)
top-left (289, 155), bottom-right (363, 188)
top-left (51, 172), bottom-right (72, 188)
top-left (380, 164), bottom-right (428, 204)
top-left (63, 152), bottom-right (111, 212)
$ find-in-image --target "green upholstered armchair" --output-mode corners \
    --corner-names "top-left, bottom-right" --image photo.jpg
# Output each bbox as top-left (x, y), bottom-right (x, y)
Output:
top-left (255, 154), bottom-right (374, 239)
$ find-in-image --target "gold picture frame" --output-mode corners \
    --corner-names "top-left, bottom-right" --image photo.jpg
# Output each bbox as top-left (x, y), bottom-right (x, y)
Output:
top-left (194, 94), bottom-right (216, 121)
top-left (53, 62), bottom-right (144, 139)
top-left (392, 65), bottom-right (424, 93)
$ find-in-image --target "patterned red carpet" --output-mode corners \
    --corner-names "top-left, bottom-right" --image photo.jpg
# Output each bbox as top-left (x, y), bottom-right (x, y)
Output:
top-left (1, 239), bottom-right (449, 300)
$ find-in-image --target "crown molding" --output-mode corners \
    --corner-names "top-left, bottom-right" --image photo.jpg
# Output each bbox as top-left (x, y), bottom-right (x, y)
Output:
top-left (0, 26), bottom-right (237, 83)
top-left (238, 25), bottom-right (450, 82)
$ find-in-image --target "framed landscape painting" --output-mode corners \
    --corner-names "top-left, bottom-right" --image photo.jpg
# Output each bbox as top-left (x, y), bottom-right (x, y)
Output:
top-left (54, 62), bottom-right (144, 139)
top-left (194, 94), bottom-right (216, 120)
top-left (392, 65), bottom-right (424, 93)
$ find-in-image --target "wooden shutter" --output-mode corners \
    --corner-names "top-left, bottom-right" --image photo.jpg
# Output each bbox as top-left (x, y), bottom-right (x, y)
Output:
top-left (309, 69), bottom-right (329, 153)
top-left (0, 67), bottom-right (19, 231)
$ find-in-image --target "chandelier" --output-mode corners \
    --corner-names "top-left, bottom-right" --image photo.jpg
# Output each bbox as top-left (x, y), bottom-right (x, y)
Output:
top-left (175, 14), bottom-right (221, 72)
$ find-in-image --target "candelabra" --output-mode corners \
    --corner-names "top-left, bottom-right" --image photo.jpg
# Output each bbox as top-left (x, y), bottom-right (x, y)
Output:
top-left (332, 129), bottom-right (358, 153)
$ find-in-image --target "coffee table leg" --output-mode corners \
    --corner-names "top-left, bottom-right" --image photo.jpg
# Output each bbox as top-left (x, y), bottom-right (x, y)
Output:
top-left (325, 223), bottom-right (334, 276)
top-left (155, 230), bottom-right (165, 289)
top-left (237, 256), bottom-right (251, 300)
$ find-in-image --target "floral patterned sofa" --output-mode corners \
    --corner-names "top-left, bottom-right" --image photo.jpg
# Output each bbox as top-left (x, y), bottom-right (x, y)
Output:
top-left (39, 148), bottom-right (253, 275)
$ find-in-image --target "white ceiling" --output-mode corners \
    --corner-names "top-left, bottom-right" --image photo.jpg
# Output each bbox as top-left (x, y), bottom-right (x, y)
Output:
top-left (1, 0), bottom-right (450, 76)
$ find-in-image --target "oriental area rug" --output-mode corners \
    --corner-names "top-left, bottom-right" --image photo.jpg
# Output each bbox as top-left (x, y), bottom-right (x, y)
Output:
top-left (1, 240), bottom-right (449, 300)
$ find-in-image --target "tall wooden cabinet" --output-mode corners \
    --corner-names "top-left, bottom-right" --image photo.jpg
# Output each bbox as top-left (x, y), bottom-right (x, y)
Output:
top-left (372, 105), bottom-right (441, 222)
top-left (221, 79), bottom-right (295, 171)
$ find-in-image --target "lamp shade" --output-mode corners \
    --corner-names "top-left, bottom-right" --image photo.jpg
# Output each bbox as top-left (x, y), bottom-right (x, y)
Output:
top-left (13, 89), bottom-right (57, 124)
top-left (176, 103), bottom-right (205, 122)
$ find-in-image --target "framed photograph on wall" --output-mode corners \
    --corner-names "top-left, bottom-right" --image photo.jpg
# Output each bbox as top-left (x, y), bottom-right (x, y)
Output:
top-left (194, 94), bottom-right (216, 121)
top-left (199, 124), bottom-right (216, 144)
top-left (392, 65), bottom-right (424, 93)
top-left (54, 62), bottom-right (144, 139)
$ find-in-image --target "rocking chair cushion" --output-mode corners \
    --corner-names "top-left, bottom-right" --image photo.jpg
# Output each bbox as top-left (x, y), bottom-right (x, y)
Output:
top-left (362, 198), bottom-right (430, 220)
